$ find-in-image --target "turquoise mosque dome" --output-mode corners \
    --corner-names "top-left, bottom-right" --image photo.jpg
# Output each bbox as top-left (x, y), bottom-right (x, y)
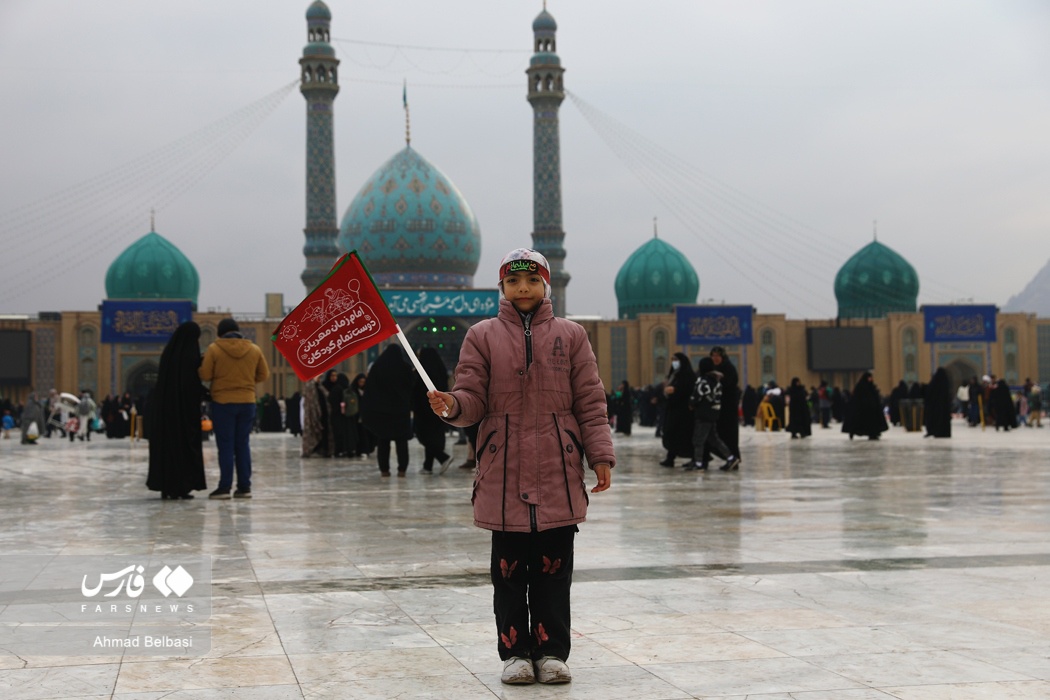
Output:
top-left (338, 145), bottom-right (481, 287)
top-left (614, 234), bottom-right (699, 319)
top-left (834, 239), bottom-right (919, 319)
top-left (302, 43), bottom-right (335, 58)
top-left (533, 9), bottom-right (557, 32)
top-left (305, 0), bottom-right (332, 21)
top-left (105, 230), bottom-right (200, 305)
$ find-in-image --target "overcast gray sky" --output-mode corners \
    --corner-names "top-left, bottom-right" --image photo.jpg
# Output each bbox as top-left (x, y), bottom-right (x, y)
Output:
top-left (2, 0), bottom-right (1049, 320)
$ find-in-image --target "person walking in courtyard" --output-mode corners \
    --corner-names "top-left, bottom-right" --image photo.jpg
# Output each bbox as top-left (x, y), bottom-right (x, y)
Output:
top-left (147, 321), bottom-right (207, 499)
top-left (709, 346), bottom-right (741, 459)
top-left (426, 248), bottom-right (614, 685)
top-left (659, 352), bottom-right (696, 467)
top-left (686, 357), bottom-right (739, 471)
top-left (199, 318), bottom-right (270, 499)
top-left (412, 347), bottom-right (452, 473)
top-left (843, 371), bottom-right (887, 440)
top-left (1028, 384), bottom-right (1043, 427)
top-left (923, 367), bottom-right (953, 438)
top-left (361, 344), bottom-right (414, 477)
top-left (786, 377), bottom-right (812, 439)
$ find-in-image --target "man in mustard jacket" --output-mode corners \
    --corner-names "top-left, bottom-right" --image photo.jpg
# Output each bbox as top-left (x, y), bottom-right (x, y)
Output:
top-left (199, 318), bottom-right (270, 499)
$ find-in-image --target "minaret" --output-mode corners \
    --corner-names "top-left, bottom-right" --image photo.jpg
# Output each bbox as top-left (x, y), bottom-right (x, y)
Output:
top-left (299, 1), bottom-right (340, 293)
top-left (527, 5), bottom-right (570, 316)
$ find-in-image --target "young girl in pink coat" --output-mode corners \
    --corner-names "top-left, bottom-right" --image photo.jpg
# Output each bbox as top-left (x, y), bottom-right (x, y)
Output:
top-left (428, 248), bottom-right (615, 685)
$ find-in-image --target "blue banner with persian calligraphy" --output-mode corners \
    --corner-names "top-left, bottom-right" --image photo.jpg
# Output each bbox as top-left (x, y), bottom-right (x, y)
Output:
top-left (923, 305), bottom-right (997, 343)
top-left (676, 305), bottom-right (753, 346)
top-left (101, 301), bottom-right (193, 344)
top-left (380, 289), bottom-right (499, 318)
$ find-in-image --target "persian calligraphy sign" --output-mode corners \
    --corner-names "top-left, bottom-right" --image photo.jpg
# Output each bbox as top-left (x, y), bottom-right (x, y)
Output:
top-left (675, 305), bottom-right (753, 346)
top-left (272, 251), bottom-right (398, 380)
top-left (923, 305), bottom-right (997, 343)
top-left (381, 289), bottom-right (499, 317)
top-left (101, 300), bottom-right (192, 344)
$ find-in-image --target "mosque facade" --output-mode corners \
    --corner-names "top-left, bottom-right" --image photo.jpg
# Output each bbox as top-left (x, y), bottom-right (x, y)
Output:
top-left (3, 2), bottom-right (1050, 409)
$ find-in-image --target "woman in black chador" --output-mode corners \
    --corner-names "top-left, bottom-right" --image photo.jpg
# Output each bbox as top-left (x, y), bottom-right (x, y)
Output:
top-left (147, 322), bottom-right (207, 499)
top-left (990, 379), bottom-right (1017, 431)
top-left (361, 345), bottom-right (415, 476)
top-left (660, 352), bottom-right (696, 468)
top-left (842, 371), bottom-right (888, 440)
top-left (412, 347), bottom-right (451, 473)
top-left (786, 377), bottom-right (812, 439)
top-left (612, 380), bottom-right (633, 435)
top-left (709, 347), bottom-right (741, 460)
top-left (923, 367), bottom-right (952, 438)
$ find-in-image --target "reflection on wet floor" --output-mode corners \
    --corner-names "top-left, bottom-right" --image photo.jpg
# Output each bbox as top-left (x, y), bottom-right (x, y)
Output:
top-left (1, 420), bottom-right (1049, 698)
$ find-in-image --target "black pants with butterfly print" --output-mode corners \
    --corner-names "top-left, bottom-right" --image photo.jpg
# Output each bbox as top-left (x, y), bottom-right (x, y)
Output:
top-left (490, 525), bottom-right (578, 662)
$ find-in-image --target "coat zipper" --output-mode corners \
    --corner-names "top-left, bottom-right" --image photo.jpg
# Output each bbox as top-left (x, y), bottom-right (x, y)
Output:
top-left (522, 311), bottom-right (534, 529)
top-left (521, 312), bottom-right (533, 370)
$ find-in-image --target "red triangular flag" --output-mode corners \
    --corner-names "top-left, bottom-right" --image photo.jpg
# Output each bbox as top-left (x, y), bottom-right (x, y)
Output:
top-left (271, 251), bottom-right (398, 381)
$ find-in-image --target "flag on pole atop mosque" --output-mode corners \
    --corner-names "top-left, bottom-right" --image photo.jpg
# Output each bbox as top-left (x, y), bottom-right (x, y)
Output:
top-left (271, 251), bottom-right (398, 381)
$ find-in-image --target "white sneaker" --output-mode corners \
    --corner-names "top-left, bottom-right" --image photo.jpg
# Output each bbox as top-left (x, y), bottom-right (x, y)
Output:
top-left (534, 656), bottom-right (572, 684)
top-left (501, 657), bottom-right (536, 685)
top-left (438, 454), bottom-right (454, 474)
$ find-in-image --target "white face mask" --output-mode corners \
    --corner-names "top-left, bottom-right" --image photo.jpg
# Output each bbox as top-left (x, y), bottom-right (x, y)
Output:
top-left (671, 360), bottom-right (681, 371)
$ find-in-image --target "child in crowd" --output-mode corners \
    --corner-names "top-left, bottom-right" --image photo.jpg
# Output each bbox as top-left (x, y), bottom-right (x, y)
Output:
top-left (427, 248), bottom-right (614, 685)
top-left (1, 410), bottom-right (13, 439)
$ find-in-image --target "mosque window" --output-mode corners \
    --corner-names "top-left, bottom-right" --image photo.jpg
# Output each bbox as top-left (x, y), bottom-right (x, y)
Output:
top-left (905, 354), bottom-right (915, 373)
top-left (762, 356), bottom-right (774, 375)
top-left (303, 67), bottom-right (312, 83)
top-left (903, 328), bottom-right (916, 347)
top-left (1005, 328), bottom-right (1016, 344)
top-left (760, 329), bottom-right (774, 346)
top-left (79, 326), bottom-right (96, 347)
top-left (652, 328), bottom-right (669, 382)
top-left (79, 356), bottom-right (96, 395)
top-left (544, 75), bottom-right (554, 91)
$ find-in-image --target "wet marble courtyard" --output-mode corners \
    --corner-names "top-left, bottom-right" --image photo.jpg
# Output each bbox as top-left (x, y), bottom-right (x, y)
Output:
top-left (1, 419), bottom-right (1049, 699)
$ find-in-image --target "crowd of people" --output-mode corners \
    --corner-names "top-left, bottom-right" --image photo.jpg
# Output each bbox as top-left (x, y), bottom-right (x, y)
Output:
top-left (602, 363), bottom-right (1047, 468)
top-left (0, 389), bottom-right (144, 445)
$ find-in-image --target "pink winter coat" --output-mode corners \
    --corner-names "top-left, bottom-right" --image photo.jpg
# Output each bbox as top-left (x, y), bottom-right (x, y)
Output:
top-left (444, 298), bottom-right (616, 532)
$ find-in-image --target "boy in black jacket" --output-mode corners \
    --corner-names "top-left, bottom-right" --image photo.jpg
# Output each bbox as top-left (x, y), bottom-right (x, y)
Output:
top-left (687, 357), bottom-right (739, 471)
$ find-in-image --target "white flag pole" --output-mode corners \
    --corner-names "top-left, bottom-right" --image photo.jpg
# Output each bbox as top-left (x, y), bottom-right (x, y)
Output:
top-left (395, 325), bottom-right (448, 417)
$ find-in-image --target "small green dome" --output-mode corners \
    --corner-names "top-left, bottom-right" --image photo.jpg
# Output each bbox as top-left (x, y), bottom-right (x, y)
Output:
top-left (105, 230), bottom-right (200, 305)
top-left (302, 42), bottom-right (335, 57)
top-left (533, 9), bottom-right (557, 32)
top-left (338, 146), bottom-right (481, 287)
top-left (306, 1), bottom-right (331, 21)
top-left (615, 236), bottom-right (699, 319)
top-left (834, 240), bottom-right (919, 319)
top-left (530, 52), bottom-right (561, 67)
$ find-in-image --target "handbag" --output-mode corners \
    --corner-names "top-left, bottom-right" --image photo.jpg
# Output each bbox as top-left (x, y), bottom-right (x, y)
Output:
top-left (201, 417), bottom-right (213, 432)
top-left (26, 421), bottom-right (39, 440)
